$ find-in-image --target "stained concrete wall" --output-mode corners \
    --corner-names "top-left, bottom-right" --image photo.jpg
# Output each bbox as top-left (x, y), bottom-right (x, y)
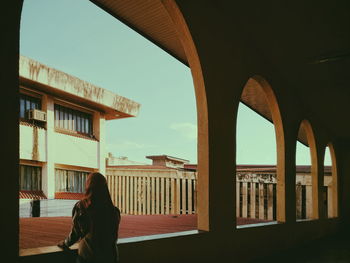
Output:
top-left (19, 124), bottom-right (46, 162)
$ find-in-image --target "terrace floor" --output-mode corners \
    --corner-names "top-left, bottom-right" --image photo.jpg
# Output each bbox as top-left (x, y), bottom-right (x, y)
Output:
top-left (20, 215), bottom-right (267, 249)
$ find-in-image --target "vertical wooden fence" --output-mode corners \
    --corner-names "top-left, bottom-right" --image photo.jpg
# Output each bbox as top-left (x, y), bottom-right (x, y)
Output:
top-left (236, 181), bottom-right (277, 221)
top-left (107, 169), bottom-right (197, 215)
top-left (236, 173), bottom-right (277, 221)
top-left (107, 169), bottom-right (331, 219)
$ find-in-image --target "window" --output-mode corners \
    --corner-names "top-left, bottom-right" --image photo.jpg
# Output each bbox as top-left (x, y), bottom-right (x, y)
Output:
top-left (19, 165), bottom-right (42, 191)
top-left (54, 104), bottom-right (93, 135)
top-left (20, 93), bottom-right (41, 120)
top-left (55, 169), bottom-right (89, 193)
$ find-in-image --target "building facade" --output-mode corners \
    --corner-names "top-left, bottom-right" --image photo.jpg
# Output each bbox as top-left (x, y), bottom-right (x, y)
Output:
top-left (19, 56), bottom-right (140, 201)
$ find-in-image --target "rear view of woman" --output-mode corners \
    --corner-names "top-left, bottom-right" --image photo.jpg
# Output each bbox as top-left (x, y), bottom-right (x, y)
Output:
top-left (58, 172), bottom-right (121, 263)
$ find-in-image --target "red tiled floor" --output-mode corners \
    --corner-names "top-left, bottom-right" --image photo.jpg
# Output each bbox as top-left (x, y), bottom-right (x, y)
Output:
top-left (20, 215), bottom-right (270, 249)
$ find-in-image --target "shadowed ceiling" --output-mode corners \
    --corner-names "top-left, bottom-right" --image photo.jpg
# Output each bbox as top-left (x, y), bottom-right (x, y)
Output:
top-left (90, 0), bottom-right (350, 146)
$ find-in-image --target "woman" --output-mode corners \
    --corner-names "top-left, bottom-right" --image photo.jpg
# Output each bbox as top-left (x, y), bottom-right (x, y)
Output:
top-left (58, 172), bottom-right (121, 263)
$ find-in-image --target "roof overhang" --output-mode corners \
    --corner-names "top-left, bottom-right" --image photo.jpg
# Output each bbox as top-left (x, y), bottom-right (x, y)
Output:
top-left (90, 0), bottom-right (188, 66)
top-left (90, 1), bottom-right (350, 146)
top-left (89, 0), bottom-right (310, 144)
top-left (19, 55), bottom-right (140, 120)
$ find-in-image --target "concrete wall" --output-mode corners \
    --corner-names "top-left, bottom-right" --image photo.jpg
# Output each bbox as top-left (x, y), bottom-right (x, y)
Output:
top-left (53, 132), bottom-right (99, 168)
top-left (19, 199), bottom-right (76, 218)
top-left (19, 124), bottom-right (46, 162)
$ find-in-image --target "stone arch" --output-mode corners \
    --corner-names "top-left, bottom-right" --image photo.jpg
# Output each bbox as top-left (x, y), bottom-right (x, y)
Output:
top-left (239, 75), bottom-right (286, 222)
top-left (162, 0), bottom-right (209, 230)
top-left (296, 119), bottom-right (318, 219)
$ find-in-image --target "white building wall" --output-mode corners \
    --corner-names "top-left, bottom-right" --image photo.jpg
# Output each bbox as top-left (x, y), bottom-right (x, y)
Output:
top-left (19, 124), bottom-right (46, 162)
top-left (20, 93), bottom-right (109, 200)
top-left (53, 132), bottom-right (99, 168)
top-left (20, 199), bottom-right (77, 217)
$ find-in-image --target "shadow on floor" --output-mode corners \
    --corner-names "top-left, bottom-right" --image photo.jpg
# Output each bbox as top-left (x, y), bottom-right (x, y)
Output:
top-left (250, 233), bottom-right (350, 263)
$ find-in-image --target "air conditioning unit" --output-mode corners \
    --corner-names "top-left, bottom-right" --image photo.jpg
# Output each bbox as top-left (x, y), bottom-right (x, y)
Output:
top-left (28, 109), bottom-right (47, 122)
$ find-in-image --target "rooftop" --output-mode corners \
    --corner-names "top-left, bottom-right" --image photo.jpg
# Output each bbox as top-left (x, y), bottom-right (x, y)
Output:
top-left (107, 165), bottom-right (178, 170)
top-left (146, 155), bottom-right (190, 164)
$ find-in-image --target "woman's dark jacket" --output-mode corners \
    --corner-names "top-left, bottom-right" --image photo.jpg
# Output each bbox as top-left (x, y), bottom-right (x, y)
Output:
top-left (64, 200), bottom-right (121, 262)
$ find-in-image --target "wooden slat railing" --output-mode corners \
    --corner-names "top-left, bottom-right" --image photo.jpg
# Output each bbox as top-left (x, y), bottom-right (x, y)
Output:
top-left (107, 169), bottom-right (197, 215)
top-left (107, 170), bottom-right (332, 219)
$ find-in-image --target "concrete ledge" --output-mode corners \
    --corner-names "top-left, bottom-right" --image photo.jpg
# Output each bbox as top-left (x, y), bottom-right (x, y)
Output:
top-left (118, 230), bottom-right (201, 243)
top-left (237, 221), bottom-right (280, 229)
top-left (20, 243), bottom-right (78, 257)
top-left (19, 55), bottom-right (140, 120)
top-left (19, 230), bottom-right (202, 257)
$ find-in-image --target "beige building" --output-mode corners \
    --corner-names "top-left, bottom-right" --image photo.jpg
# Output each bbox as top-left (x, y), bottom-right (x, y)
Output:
top-left (19, 56), bottom-right (140, 201)
top-left (106, 154), bottom-right (197, 215)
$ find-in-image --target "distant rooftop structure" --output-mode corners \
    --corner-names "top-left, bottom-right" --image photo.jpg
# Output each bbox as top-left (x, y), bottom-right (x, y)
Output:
top-left (106, 153), bottom-right (147, 166)
top-left (19, 55), bottom-right (140, 120)
top-left (146, 155), bottom-right (189, 169)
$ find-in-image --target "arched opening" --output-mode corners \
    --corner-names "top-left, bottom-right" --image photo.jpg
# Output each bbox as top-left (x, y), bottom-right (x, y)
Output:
top-left (323, 143), bottom-right (338, 218)
top-left (295, 120), bottom-right (318, 220)
top-left (236, 76), bottom-right (285, 227)
top-left (19, 0), bottom-right (208, 251)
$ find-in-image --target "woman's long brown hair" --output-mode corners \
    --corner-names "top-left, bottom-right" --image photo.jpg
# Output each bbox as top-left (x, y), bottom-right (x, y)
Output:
top-left (82, 172), bottom-right (114, 209)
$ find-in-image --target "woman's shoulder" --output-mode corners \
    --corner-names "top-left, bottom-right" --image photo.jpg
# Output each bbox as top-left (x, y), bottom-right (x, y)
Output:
top-left (72, 200), bottom-right (88, 213)
top-left (74, 200), bottom-right (84, 208)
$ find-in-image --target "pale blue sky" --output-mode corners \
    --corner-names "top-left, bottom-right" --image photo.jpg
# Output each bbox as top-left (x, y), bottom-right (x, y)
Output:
top-left (20, 0), bottom-right (331, 166)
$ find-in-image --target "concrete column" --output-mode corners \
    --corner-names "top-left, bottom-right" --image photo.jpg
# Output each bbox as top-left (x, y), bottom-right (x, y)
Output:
top-left (99, 114), bottom-right (106, 175)
top-left (242, 182), bottom-right (248, 217)
top-left (236, 178), bottom-right (240, 217)
top-left (268, 184), bottom-right (273, 220)
top-left (42, 95), bottom-right (55, 199)
top-left (306, 185), bottom-right (313, 219)
top-left (331, 165), bottom-right (338, 218)
top-left (250, 183), bottom-right (256, 219)
top-left (296, 184), bottom-right (302, 219)
top-left (259, 183), bottom-right (264, 220)
top-left (327, 185), bottom-right (332, 218)
top-left (94, 112), bottom-right (106, 175)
